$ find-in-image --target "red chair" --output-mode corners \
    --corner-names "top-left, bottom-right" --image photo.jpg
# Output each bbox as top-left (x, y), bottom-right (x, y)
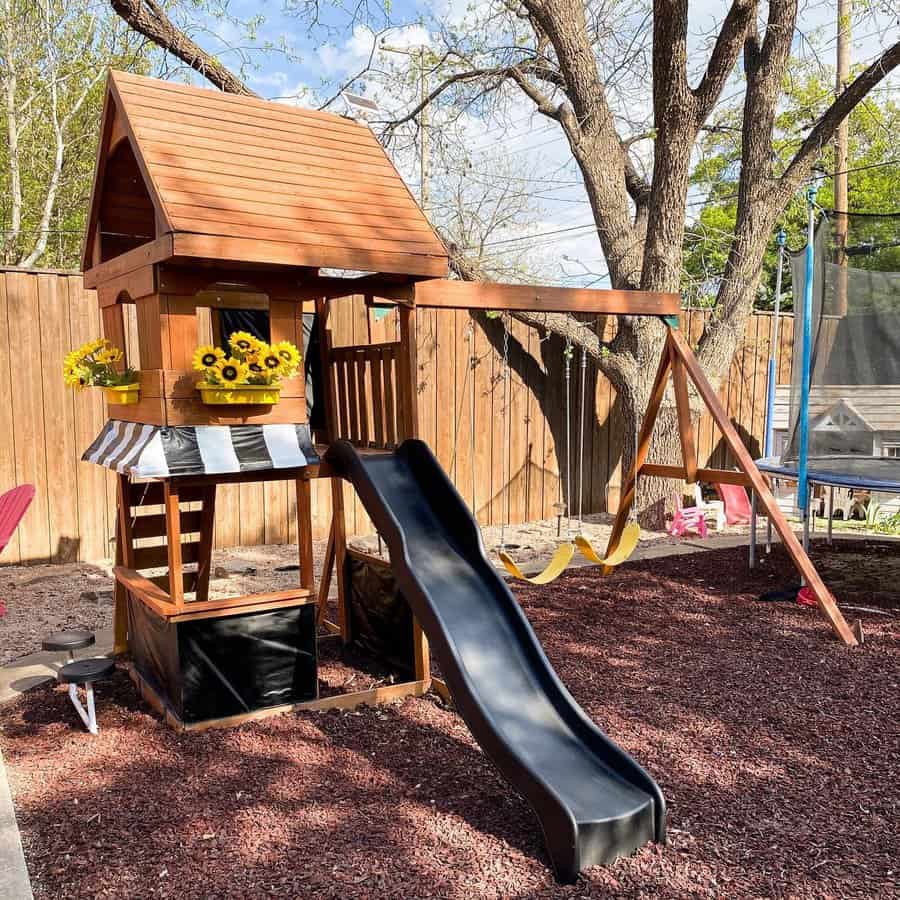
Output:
top-left (668, 491), bottom-right (708, 538)
top-left (0, 484), bottom-right (35, 555)
top-left (714, 482), bottom-right (752, 525)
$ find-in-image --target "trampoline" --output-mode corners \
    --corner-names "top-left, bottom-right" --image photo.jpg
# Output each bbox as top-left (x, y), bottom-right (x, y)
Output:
top-left (756, 456), bottom-right (900, 492)
top-left (751, 207), bottom-right (900, 563)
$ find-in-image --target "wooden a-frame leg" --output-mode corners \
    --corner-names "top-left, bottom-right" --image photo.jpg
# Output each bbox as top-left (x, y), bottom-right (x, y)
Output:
top-left (670, 341), bottom-right (698, 484)
top-left (603, 334), bottom-right (673, 571)
top-left (667, 327), bottom-right (857, 646)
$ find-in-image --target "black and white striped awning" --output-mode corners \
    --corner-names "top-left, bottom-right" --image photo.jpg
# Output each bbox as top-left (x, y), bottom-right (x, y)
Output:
top-left (82, 420), bottom-right (319, 478)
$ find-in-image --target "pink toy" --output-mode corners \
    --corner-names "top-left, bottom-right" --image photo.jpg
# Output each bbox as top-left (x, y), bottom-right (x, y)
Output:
top-left (713, 482), bottom-right (752, 525)
top-left (0, 484), bottom-right (35, 555)
top-left (668, 491), bottom-right (708, 538)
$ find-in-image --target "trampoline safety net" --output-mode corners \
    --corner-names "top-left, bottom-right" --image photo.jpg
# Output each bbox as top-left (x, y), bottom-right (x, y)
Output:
top-left (782, 212), bottom-right (900, 487)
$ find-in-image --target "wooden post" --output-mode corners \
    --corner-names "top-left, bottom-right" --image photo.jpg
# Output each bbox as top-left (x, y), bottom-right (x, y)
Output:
top-left (667, 326), bottom-right (857, 646)
top-left (296, 475), bottom-right (315, 593)
top-left (330, 477), bottom-right (349, 642)
top-left (194, 484), bottom-right (217, 603)
top-left (397, 305), bottom-right (419, 439)
top-left (315, 297), bottom-right (338, 444)
top-left (413, 620), bottom-right (431, 686)
top-left (163, 481), bottom-right (184, 610)
top-left (113, 474), bottom-right (134, 655)
top-left (397, 303), bottom-right (430, 679)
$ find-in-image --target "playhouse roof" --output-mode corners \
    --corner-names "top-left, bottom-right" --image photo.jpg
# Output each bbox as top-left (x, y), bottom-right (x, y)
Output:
top-left (82, 70), bottom-right (448, 279)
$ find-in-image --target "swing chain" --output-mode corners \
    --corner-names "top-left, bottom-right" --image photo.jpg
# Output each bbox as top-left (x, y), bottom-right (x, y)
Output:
top-left (564, 336), bottom-right (572, 539)
top-left (500, 315), bottom-right (511, 552)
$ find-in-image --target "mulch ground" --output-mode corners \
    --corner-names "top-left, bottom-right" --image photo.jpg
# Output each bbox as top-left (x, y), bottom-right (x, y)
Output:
top-left (1, 542), bottom-right (898, 899)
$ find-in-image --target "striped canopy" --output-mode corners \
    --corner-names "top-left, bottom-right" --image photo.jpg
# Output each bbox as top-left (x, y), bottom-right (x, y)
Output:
top-left (83, 420), bottom-right (319, 478)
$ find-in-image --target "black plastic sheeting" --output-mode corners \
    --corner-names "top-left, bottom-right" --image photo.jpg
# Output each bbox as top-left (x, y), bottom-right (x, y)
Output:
top-left (218, 308), bottom-right (325, 431)
top-left (128, 597), bottom-right (318, 724)
top-left (345, 550), bottom-right (415, 676)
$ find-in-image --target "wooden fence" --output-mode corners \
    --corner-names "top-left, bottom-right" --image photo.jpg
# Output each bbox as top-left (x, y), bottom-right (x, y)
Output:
top-left (0, 268), bottom-right (795, 565)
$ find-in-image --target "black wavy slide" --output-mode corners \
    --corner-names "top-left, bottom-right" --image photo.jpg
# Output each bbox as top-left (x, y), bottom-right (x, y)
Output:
top-left (325, 439), bottom-right (666, 883)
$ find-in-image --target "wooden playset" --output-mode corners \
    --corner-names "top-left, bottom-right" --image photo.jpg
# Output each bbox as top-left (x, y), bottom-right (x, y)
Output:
top-left (78, 71), bottom-right (856, 732)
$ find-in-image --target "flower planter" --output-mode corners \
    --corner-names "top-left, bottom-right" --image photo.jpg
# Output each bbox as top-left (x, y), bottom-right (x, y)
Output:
top-left (197, 382), bottom-right (281, 405)
top-left (104, 384), bottom-right (140, 405)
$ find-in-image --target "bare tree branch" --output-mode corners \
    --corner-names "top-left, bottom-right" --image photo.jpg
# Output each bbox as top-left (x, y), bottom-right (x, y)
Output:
top-left (692, 0), bottom-right (756, 121)
top-left (109, 0), bottom-right (258, 96)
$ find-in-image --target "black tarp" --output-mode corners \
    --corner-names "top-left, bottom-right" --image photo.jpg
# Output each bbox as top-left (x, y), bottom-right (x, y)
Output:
top-left (128, 597), bottom-right (318, 724)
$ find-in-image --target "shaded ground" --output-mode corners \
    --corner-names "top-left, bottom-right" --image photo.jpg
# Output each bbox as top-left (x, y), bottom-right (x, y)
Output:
top-left (0, 514), bottom-right (678, 666)
top-left (1, 542), bottom-right (898, 899)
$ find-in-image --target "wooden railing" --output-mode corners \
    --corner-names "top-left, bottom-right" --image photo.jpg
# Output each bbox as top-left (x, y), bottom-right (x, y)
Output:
top-left (330, 341), bottom-right (403, 448)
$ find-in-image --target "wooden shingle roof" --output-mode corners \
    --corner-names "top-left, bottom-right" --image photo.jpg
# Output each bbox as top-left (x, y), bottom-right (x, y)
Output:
top-left (83, 70), bottom-right (448, 278)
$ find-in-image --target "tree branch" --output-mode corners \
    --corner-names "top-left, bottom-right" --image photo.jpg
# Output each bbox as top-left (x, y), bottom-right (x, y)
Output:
top-left (108, 0), bottom-right (258, 96)
top-left (775, 37), bottom-right (900, 203)
top-left (692, 0), bottom-right (756, 122)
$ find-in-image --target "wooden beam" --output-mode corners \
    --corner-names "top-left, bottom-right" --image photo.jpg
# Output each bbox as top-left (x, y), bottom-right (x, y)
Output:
top-left (667, 326), bottom-right (858, 646)
top-left (640, 464), bottom-right (752, 487)
top-left (670, 343), bottom-right (698, 483)
top-left (330, 479), bottom-right (349, 642)
top-left (316, 523), bottom-right (336, 626)
top-left (167, 589), bottom-right (313, 623)
top-left (170, 233), bottom-right (449, 280)
top-left (602, 333), bottom-right (673, 571)
top-left (412, 279), bottom-right (680, 316)
top-left (97, 264), bottom-right (156, 307)
top-left (82, 234), bottom-right (173, 289)
top-left (114, 565), bottom-right (173, 613)
top-left (141, 677), bottom-right (431, 733)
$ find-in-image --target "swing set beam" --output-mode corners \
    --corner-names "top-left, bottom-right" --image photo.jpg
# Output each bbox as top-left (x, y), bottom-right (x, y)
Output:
top-left (603, 325), bottom-right (858, 647)
top-left (378, 278), bottom-right (854, 646)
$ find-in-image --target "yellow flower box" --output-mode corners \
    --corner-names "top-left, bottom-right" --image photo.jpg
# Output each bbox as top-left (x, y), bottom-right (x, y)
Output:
top-left (104, 384), bottom-right (140, 405)
top-left (197, 382), bottom-right (281, 405)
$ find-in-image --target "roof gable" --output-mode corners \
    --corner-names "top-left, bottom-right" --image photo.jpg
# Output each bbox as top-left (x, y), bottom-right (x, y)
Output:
top-left (83, 70), bottom-right (447, 278)
top-left (810, 399), bottom-right (874, 432)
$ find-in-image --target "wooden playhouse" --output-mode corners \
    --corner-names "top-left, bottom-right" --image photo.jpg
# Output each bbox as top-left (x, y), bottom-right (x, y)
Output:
top-left (80, 71), bottom-right (858, 730)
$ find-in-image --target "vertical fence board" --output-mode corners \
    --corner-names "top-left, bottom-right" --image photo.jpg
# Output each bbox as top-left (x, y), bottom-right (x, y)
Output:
top-left (0, 267), bottom-right (794, 559)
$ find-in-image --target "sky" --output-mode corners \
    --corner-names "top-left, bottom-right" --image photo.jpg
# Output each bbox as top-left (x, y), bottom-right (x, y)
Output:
top-left (179, 0), bottom-right (900, 287)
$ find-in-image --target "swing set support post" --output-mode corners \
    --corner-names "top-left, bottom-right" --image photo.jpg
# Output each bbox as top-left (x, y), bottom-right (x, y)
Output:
top-left (603, 323), bottom-right (858, 647)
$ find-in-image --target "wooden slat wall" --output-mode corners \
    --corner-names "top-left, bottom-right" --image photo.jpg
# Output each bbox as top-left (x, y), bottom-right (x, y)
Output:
top-left (0, 268), bottom-right (793, 564)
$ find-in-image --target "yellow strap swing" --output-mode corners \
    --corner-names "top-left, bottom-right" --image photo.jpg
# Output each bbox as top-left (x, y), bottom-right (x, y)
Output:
top-left (498, 326), bottom-right (576, 585)
top-left (570, 342), bottom-right (641, 570)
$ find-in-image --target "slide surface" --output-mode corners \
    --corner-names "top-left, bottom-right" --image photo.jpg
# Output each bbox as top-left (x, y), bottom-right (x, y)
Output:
top-left (326, 439), bottom-right (666, 882)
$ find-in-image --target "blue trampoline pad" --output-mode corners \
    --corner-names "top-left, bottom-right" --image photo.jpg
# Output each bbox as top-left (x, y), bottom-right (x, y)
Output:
top-left (756, 456), bottom-right (900, 492)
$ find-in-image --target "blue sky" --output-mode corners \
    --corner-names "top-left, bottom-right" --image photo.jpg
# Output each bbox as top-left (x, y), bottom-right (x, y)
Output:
top-left (181, 1), bottom-right (900, 287)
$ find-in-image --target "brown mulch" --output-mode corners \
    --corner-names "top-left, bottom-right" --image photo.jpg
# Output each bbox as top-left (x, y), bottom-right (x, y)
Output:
top-left (1, 542), bottom-right (898, 899)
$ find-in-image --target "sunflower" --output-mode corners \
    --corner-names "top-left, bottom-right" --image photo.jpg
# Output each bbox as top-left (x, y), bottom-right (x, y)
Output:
top-left (272, 340), bottom-right (301, 375)
top-left (214, 357), bottom-right (249, 384)
top-left (228, 331), bottom-right (261, 355)
top-left (259, 348), bottom-right (285, 377)
top-left (95, 346), bottom-right (123, 366)
top-left (63, 365), bottom-right (90, 390)
top-left (192, 345), bottom-right (225, 372)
